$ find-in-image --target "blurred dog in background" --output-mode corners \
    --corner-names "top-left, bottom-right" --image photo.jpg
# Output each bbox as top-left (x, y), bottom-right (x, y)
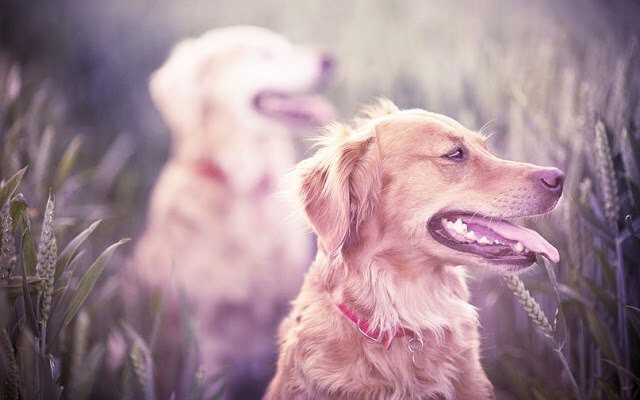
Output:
top-left (133, 25), bottom-right (335, 398)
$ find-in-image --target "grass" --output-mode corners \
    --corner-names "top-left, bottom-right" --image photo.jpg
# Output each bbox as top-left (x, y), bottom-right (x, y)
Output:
top-left (0, 63), bottom-right (221, 400)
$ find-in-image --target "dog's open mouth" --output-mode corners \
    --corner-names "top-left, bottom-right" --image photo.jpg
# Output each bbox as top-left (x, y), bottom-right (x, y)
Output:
top-left (253, 91), bottom-right (335, 125)
top-left (428, 212), bottom-right (560, 266)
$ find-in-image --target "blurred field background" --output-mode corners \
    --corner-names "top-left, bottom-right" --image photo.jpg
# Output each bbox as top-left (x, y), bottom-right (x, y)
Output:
top-left (1, 0), bottom-right (639, 399)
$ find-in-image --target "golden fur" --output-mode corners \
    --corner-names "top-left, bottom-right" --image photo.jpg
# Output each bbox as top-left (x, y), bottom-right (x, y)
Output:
top-left (266, 100), bottom-right (564, 399)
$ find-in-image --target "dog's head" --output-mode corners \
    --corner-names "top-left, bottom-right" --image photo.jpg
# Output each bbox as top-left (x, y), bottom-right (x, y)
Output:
top-left (299, 99), bottom-right (563, 273)
top-left (150, 26), bottom-right (335, 140)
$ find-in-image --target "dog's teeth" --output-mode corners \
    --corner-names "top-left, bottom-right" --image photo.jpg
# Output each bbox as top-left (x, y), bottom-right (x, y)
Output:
top-left (465, 230), bottom-right (477, 241)
top-left (453, 218), bottom-right (467, 233)
top-left (478, 236), bottom-right (491, 245)
top-left (494, 240), bottom-right (501, 244)
top-left (514, 242), bottom-right (524, 253)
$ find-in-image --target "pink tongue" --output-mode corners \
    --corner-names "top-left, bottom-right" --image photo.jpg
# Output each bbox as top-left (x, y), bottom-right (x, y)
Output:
top-left (470, 217), bottom-right (560, 263)
top-left (260, 93), bottom-right (335, 125)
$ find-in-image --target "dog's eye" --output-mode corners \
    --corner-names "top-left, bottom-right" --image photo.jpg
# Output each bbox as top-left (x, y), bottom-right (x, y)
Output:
top-left (445, 147), bottom-right (466, 161)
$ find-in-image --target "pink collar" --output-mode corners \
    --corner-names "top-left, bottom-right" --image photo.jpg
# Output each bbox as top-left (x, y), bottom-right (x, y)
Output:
top-left (337, 303), bottom-right (412, 350)
top-left (193, 159), bottom-right (227, 184)
top-left (192, 159), bottom-right (272, 197)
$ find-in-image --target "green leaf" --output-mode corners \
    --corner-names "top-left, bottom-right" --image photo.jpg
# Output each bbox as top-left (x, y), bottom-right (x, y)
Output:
top-left (1, 118), bottom-right (24, 172)
top-left (21, 228), bottom-right (37, 277)
top-left (50, 250), bottom-right (85, 320)
top-left (20, 251), bottom-right (39, 336)
top-left (9, 194), bottom-right (28, 232)
top-left (538, 256), bottom-right (567, 346)
top-left (34, 126), bottom-right (55, 200)
top-left (47, 238), bottom-right (129, 346)
top-left (54, 249), bottom-right (85, 292)
top-left (0, 166), bottom-right (28, 210)
top-left (53, 135), bottom-right (83, 192)
top-left (0, 276), bottom-right (42, 298)
top-left (54, 220), bottom-right (101, 281)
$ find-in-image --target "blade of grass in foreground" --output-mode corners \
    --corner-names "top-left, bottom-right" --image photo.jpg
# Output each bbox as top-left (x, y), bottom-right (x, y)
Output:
top-left (0, 166), bottom-right (27, 209)
top-left (47, 238), bottom-right (129, 347)
top-left (54, 220), bottom-right (102, 280)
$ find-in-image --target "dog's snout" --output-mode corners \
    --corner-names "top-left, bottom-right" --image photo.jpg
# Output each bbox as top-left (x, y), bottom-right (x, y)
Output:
top-left (320, 54), bottom-right (334, 76)
top-left (538, 168), bottom-right (565, 193)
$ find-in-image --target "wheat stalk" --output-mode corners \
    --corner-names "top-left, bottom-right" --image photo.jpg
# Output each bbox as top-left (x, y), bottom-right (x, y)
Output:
top-left (35, 193), bottom-right (57, 325)
top-left (130, 342), bottom-right (148, 398)
top-left (1, 328), bottom-right (20, 400)
top-left (620, 127), bottom-right (638, 206)
top-left (578, 177), bottom-right (592, 205)
top-left (0, 203), bottom-right (16, 281)
top-left (594, 119), bottom-right (620, 228)
top-left (502, 273), bottom-right (554, 337)
top-left (69, 310), bottom-right (89, 399)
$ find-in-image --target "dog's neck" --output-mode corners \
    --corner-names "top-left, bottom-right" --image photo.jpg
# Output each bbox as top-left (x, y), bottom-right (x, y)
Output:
top-left (173, 128), bottom-right (295, 195)
top-left (325, 245), bottom-right (478, 344)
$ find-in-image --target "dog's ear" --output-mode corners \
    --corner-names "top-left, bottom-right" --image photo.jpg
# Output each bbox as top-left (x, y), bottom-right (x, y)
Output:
top-left (353, 98), bottom-right (399, 129)
top-left (149, 38), bottom-right (204, 138)
top-left (298, 124), bottom-right (381, 254)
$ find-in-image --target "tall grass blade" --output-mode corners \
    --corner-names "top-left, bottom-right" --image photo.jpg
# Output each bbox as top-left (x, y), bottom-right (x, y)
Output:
top-left (593, 119), bottom-right (619, 228)
top-left (0, 166), bottom-right (28, 209)
top-left (53, 135), bottom-right (83, 192)
top-left (614, 236), bottom-right (630, 396)
top-left (33, 127), bottom-right (54, 201)
top-left (620, 127), bottom-right (639, 206)
top-left (539, 257), bottom-right (567, 347)
top-left (47, 238), bottom-right (129, 346)
top-left (54, 219), bottom-right (101, 280)
top-left (0, 328), bottom-right (20, 400)
top-left (9, 194), bottom-right (27, 233)
top-left (21, 228), bottom-right (37, 277)
top-left (122, 323), bottom-right (156, 400)
top-left (20, 277), bottom-right (38, 338)
top-left (93, 133), bottom-right (136, 190)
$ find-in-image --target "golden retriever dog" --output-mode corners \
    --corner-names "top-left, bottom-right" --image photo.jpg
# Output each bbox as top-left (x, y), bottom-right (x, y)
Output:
top-left (265, 100), bottom-right (564, 400)
top-left (133, 26), bottom-right (334, 397)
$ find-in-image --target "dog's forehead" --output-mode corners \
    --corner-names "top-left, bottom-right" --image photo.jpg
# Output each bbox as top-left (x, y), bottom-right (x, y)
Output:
top-left (198, 26), bottom-right (291, 54)
top-left (374, 111), bottom-right (483, 144)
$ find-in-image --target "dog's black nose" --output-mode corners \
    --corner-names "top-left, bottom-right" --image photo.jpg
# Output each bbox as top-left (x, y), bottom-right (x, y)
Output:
top-left (538, 168), bottom-right (565, 193)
